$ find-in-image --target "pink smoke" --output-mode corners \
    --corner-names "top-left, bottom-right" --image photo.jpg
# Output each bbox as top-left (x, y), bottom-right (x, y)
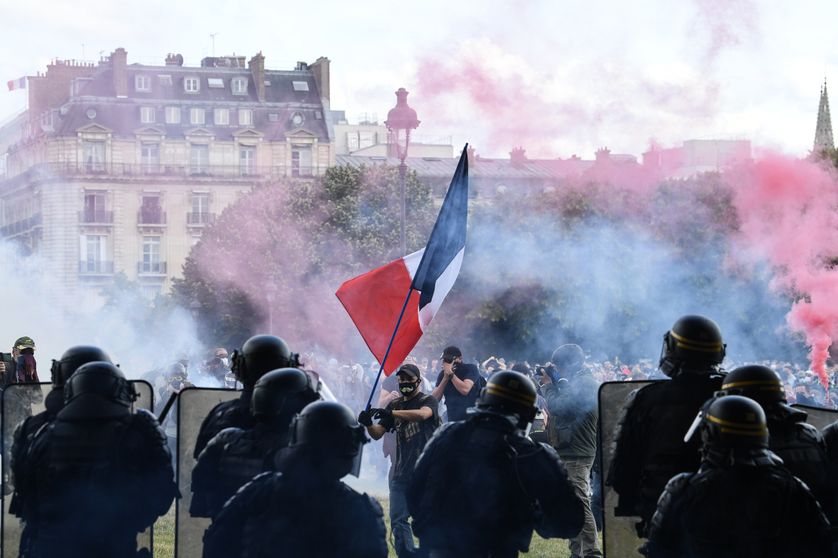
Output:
top-left (415, 40), bottom-right (718, 158)
top-left (728, 154), bottom-right (838, 387)
top-left (691, 0), bottom-right (758, 65)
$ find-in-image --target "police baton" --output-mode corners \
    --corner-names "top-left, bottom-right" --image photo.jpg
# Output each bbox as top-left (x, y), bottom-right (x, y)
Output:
top-left (157, 391), bottom-right (178, 423)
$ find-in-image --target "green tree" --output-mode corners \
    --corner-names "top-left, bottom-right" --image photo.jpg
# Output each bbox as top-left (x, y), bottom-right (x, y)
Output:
top-left (172, 165), bottom-right (435, 352)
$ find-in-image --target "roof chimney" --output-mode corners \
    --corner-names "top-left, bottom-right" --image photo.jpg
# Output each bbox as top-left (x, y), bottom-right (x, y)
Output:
top-left (309, 56), bottom-right (331, 109)
top-left (111, 48), bottom-right (128, 98)
top-left (467, 145), bottom-right (478, 166)
top-left (249, 52), bottom-right (265, 102)
top-left (510, 146), bottom-right (527, 166)
top-left (165, 53), bottom-right (184, 66)
top-left (595, 147), bottom-right (611, 163)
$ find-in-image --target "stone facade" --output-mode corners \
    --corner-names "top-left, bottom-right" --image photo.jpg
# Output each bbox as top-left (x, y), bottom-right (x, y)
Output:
top-left (0, 49), bottom-right (334, 301)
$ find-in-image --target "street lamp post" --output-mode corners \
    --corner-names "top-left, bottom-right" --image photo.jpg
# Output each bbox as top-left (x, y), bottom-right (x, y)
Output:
top-left (265, 281), bottom-right (277, 334)
top-left (385, 88), bottom-right (420, 256)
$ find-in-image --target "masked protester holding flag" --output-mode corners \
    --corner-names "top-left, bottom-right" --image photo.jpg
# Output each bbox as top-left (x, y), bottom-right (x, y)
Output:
top-left (359, 363), bottom-right (440, 558)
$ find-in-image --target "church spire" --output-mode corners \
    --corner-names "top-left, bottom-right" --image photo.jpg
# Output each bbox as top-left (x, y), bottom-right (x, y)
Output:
top-left (814, 78), bottom-right (834, 151)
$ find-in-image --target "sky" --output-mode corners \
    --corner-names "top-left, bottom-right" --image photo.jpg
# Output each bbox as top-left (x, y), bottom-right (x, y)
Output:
top-left (1, 0), bottom-right (837, 159)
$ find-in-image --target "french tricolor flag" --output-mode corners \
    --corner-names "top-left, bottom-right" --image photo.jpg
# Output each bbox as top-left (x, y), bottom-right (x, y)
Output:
top-left (6, 77), bottom-right (26, 92)
top-left (336, 146), bottom-right (469, 375)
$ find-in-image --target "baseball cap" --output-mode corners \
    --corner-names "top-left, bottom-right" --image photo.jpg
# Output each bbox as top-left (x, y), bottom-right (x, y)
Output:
top-left (14, 336), bottom-right (35, 350)
top-left (396, 364), bottom-right (421, 379)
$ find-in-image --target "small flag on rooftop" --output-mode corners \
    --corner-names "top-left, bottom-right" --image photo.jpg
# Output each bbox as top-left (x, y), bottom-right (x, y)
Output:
top-left (7, 77), bottom-right (26, 92)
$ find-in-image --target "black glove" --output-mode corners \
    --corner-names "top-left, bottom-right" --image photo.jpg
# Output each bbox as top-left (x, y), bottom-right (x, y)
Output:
top-left (372, 408), bottom-right (395, 430)
top-left (358, 409), bottom-right (373, 427)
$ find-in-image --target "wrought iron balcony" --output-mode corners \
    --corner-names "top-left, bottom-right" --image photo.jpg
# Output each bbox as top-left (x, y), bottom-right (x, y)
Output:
top-left (186, 212), bottom-right (216, 226)
top-left (137, 209), bottom-right (167, 226)
top-left (78, 261), bottom-right (114, 275)
top-left (138, 261), bottom-right (167, 275)
top-left (79, 209), bottom-right (114, 224)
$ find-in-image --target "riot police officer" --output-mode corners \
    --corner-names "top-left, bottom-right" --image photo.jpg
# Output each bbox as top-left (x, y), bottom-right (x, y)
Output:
top-left (643, 395), bottom-right (831, 558)
top-left (717, 364), bottom-right (833, 517)
top-left (9, 345), bottom-right (112, 513)
top-left (193, 334), bottom-right (300, 458)
top-left (13, 361), bottom-right (177, 558)
top-left (190, 367), bottom-right (321, 518)
top-left (608, 315), bottom-right (727, 536)
top-left (203, 401), bottom-right (387, 558)
top-left (407, 370), bottom-right (585, 558)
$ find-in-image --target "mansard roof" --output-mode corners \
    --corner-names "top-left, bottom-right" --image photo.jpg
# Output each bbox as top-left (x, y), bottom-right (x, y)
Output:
top-left (51, 63), bottom-right (329, 142)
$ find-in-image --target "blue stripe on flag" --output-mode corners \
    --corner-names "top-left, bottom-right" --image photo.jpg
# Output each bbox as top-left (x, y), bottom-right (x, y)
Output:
top-left (410, 145), bottom-right (469, 309)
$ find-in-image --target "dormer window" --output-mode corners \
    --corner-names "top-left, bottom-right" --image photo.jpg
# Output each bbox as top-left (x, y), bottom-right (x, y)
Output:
top-left (184, 77), bottom-right (200, 93)
top-left (292, 81), bottom-right (309, 92)
top-left (135, 75), bottom-right (151, 92)
top-left (232, 78), bottom-right (248, 95)
top-left (207, 78), bottom-right (224, 89)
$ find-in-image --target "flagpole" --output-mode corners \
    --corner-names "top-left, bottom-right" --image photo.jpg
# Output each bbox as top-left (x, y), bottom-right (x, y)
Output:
top-left (364, 286), bottom-right (415, 410)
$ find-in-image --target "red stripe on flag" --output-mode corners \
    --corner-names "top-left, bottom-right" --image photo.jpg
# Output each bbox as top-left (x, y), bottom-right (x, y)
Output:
top-left (336, 258), bottom-right (422, 375)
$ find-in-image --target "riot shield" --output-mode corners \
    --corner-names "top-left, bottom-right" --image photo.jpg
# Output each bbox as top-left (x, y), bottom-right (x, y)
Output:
top-left (175, 387), bottom-right (240, 558)
top-left (598, 380), bottom-right (657, 558)
top-left (0, 380), bottom-right (153, 558)
top-left (792, 404), bottom-right (838, 430)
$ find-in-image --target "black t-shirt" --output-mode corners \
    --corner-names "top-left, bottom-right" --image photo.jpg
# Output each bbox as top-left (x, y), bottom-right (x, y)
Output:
top-left (435, 363), bottom-right (481, 422)
top-left (386, 393), bottom-right (440, 480)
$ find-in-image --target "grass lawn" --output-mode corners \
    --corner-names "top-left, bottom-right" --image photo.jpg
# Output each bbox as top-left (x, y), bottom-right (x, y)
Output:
top-left (152, 498), bottom-right (581, 558)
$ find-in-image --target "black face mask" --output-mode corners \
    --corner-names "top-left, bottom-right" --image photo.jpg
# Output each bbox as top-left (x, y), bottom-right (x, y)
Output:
top-left (399, 381), bottom-right (418, 395)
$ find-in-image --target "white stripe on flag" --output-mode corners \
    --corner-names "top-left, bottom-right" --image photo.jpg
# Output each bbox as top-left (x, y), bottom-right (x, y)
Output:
top-left (403, 246), bottom-right (463, 331)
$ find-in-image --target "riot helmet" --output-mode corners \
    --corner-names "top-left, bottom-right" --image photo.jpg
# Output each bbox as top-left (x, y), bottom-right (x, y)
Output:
top-left (287, 401), bottom-right (368, 479)
top-left (473, 370), bottom-right (538, 430)
top-left (719, 365), bottom-right (786, 406)
top-left (231, 334), bottom-right (300, 387)
top-left (61, 361), bottom-right (138, 419)
top-left (685, 395), bottom-right (769, 452)
top-left (551, 344), bottom-right (585, 378)
top-left (50, 345), bottom-right (112, 387)
top-left (251, 367), bottom-right (321, 422)
top-left (659, 315), bottom-right (725, 378)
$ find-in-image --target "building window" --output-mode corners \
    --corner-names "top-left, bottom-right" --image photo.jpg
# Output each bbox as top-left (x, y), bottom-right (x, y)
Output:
top-left (141, 285), bottom-right (161, 300)
top-left (158, 75), bottom-right (172, 86)
top-left (190, 144), bottom-right (209, 174)
top-left (82, 141), bottom-right (105, 172)
top-left (238, 108), bottom-right (253, 126)
top-left (141, 236), bottom-right (163, 274)
top-left (135, 75), bottom-right (151, 92)
top-left (184, 77), bottom-right (200, 93)
top-left (189, 193), bottom-right (211, 224)
top-left (207, 78), bottom-right (224, 89)
top-left (190, 108), bottom-right (205, 125)
top-left (214, 108), bottom-right (229, 126)
top-left (141, 143), bottom-right (159, 173)
top-left (139, 194), bottom-right (164, 224)
top-left (165, 106), bottom-right (181, 124)
top-left (232, 78), bottom-right (248, 95)
top-left (80, 234), bottom-right (109, 273)
top-left (140, 106), bottom-right (155, 124)
top-left (359, 131), bottom-right (375, 149)
top-left (292, 81), bottom-right (309, 92)
top-left (82, 191), bottom-right (111, 223)
top-left (240, 146), bottom-right (256, 175)
top-left (291, 146), bottom-right (312, 177)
